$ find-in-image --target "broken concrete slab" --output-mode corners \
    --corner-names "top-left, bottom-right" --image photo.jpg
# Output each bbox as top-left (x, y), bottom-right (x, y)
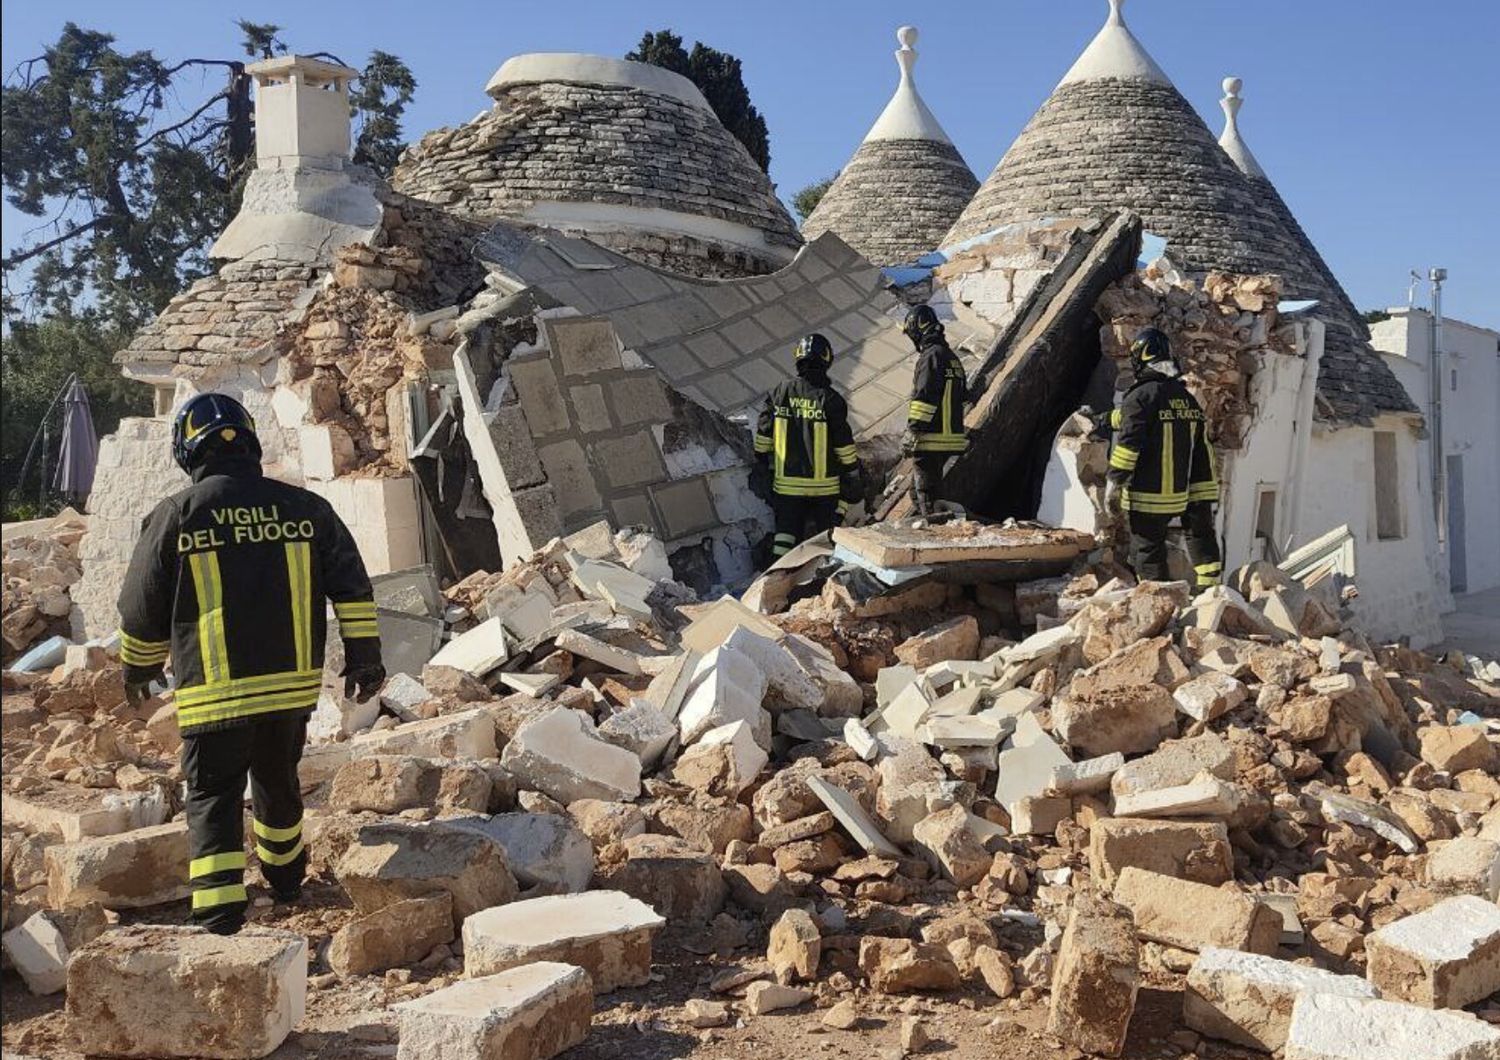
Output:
top-left (1113, 867), bottom-right (1281, 955)
top-left (463, 890), bottom-right (664, 992)
top-left (806, 774), bottom-right (902, 858)
top-left (1284, 993), bottom-right (1500, 1060)
top-left (720, 625), bottom-right (822, 713)
top-left (350, 708), bottom-right (498, 762)
top-left (393, 961), bottom-right (592, 1060)
top-left (66, 926), bottom-right (306, 1059)
top-left (329, 893), bottom-right (454, 977)
top-left (1046, 894), bottom-right (1140, 1058)
top-left (1111, 774), bottom-right (1246, 819)
top-left (46, 822), bottom-right (189, 910)
top-left (1364, 895), bottom-right (1500, 1010)
top-left (1047, 752), bottom-right (1124, 796)
top-left (999, 623), bottom-right (1082, 666)
top-left (378, 671), bottom-right (432, 721)
top-left (450, 813), bottom-right (595, 894)
top-left (334, 821), bottom-right (518, 927)
top-left (1089, 818), bottom-right (1233, 890)
top-left (555, 627), bottom-right (651, 675)
top-left (1173, 671), bottom-right (1249, 723)
top-left (833, 522), bottom-right (1094, 569)
top-left (598, 701), bottom-right (676, 769)
top-left (1184, 946), bottom-right (1379, 1052)
top-left (427, 616), bottom-right (509, 677)
top-left (329, 755), bottom-right (490, 815)
top-left (500, 706), bottom-right (642, 804)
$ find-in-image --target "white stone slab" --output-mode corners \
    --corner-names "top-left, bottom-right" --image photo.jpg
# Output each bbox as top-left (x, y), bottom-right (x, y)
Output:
top-left (1284, 993), bottom-right (1500, 1060)
top-left (428, 616), bottom-right (509, 677)
top-left (677, 644), bottom-right (769, 749)
top-left (1047, 752), bottom-right (1124, 796)
top-left (806, 775), bottom-right (902, 858)
top-left (500, 707), bottom-right (641, 804)
top-left (994, 712), bottom-right (1071, 816)
top-left (1112, 775), bottom-right (1245, 819)
top-left (394, 960), bottom-right (591, 1060)
top-left (463, 891), bottom-right (664, 992)
top-left (1185, 946), bottom-right (1378, 1052)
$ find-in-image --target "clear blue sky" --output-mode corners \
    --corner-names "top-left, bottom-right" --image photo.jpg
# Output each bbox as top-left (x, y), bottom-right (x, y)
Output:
top-left (4, 0), bottom-right (1497, 326)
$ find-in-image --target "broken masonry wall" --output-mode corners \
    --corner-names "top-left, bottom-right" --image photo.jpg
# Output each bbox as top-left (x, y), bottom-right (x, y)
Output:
top-left (475, 304), bottom-right (771, 582)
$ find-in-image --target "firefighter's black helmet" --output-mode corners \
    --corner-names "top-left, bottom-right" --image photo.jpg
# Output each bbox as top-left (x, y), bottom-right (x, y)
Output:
top-left (171, 392), bottom-right (262, 473)
top-left (902, 304), bottom-right (943, 345)
top-left (793, 333), bottom-right (834, 368)
top-left (1129, 327), bottom-right (1174, 370)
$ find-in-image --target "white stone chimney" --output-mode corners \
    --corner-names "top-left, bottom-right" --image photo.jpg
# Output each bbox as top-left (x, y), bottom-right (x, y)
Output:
top-left (247, 55), bottom-right (361, 170)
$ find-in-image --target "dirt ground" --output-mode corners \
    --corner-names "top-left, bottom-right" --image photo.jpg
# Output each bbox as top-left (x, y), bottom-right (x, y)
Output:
top-left (1, 878), bottom-right (1260, 1060)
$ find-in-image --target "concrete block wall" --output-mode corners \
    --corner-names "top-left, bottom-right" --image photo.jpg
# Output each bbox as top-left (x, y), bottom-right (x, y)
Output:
top-left (306, 476), bottom-right (424, 575)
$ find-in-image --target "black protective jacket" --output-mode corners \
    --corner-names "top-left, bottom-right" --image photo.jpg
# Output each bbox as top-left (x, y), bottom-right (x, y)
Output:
top-left (754, 365), bottom-right (861, 498)
top-left (907, 338), bottom-right (968, 453)
top-left (117, 455), bottom-right (380, 736)
top-left (1107, 369), bottom-right (1219, 515)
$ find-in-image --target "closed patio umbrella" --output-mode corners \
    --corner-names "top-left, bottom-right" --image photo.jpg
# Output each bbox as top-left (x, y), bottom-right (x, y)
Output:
top-left (52, 375), bottom-right (99, 501)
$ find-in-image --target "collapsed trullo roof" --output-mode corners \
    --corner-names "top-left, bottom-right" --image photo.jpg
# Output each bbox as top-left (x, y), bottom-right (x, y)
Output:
top-left (391, 53), bottom-right (802, 277)
top-left (945, 0), bottom-right (1416, 424)
top-left (800, 26), bottom-right (979, 266)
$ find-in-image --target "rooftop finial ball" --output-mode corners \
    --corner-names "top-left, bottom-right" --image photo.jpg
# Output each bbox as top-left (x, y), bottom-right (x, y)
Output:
top-left (897, 26), bottom-right (918, 48)
top-left (1223, 76), bottom-right (1243, 96)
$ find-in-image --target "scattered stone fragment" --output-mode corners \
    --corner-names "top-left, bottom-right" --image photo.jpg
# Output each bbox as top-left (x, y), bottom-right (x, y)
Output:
top-left (895, 616), bottom-right (980, 669)
top-left (1364, 895), bottom-right (1500, 1009)
top-left (1046, 894), bottom-right (1140, 1058)
top-left (859, 938), bottom-right (962, 994)
top-left (500, 706), bottom-right (642, 804)
top-left (767, 907), bottom-right (821, 982)
top-left (449, 812), bottom-right (594, 894)
top-left (350, 708), bottom-right (497, 761)
top-left (1112, 774), bottom-right (1245, 819)
top-left (684, 998), bottom-right (730, 1028)
top-left (334, 821), bottom-right (518, 926)
top-left (46, 822), bottom-right (189, 910)
top-left (1110, 731), bottom-right (1235, 796)
top-left (1284, 993), bottom-right (1500, 1060)
top-left (1426, 836), bottom-right (1500, 901)
top-left (463, 890), bottom-right (664, 992)
top-left (1052, 683), bottom-right (1178, 757)
top-left (67, 926), bottom-right (306, 1059)
top-left (900, 1016), bottom-right (932, 1053)
top-left (1420, 726), bottom-right (1497, 775)
top-left (672, 719), bottom-right (768, 796)
top-left (1089, 818), bottom-right (1233, 889)
top-left (1, 912), bottom-right (71, 994)
top-left (1113, 868), bottom-right (1281, 954)
top-left (1011, 795), bottom-right (1072, 836)
top-left (597, 701), bottom-right (676, 769)
top-left (745, 980), bottom-right (813, 1015)
top-left (393, 961), bottom-right (591, 1060)
top-left (1317, 790), bottom-right (1421, 854)
top-left (1047, 752), bottom-right (1124, 795)
top-left (1173, 671), bottom-right (1249, 722)
top-left (974, 945), bottom-right (1017, 998)
top-left (806, 774), bottom-right (902, 857)
top-left (592, 834), bottom-right (725, 923)
top-left (1184, 946), bottom-right (1379, 1051)
top-left (330, 894), bottom-right (454, 977)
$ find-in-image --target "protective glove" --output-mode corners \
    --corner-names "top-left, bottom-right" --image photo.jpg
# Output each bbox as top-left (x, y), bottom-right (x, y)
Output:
top-left (1104, 479), bottom-right (1125, 515)
top-left (342, 662), bottom-right (387, 703)
top-left (901, 429), bottom-right (920, 457)
top-left (124, 665), bottom-right (164, 712)
top-left (748, 460), bottom-right (773, 503)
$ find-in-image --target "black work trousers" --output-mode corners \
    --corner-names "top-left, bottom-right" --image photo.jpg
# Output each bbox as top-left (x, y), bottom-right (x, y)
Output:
top-left (768, 494), bottom-right (840, 562)
top-left (1127, 502), bottom-right (1223, 589)
top-left (911, 454), bottom-right (950, 515)
top-left (182, 712), bottom-right (308, 934)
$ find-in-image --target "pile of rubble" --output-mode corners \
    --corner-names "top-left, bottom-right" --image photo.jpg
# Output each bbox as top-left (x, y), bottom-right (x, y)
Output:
top-left (1096, 267), bottom-right (1296, 450)
top-left (3, 514), bottom-right (1498, 1060)
top-left (1, 510), bottom-right (87, 667)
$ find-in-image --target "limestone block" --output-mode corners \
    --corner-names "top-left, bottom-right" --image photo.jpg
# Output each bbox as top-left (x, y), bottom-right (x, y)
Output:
top-left (591, 834), bottom-right (725, 923)
top-left (1426, 836), bottom-right (1500, 901)
top-left (553, 627), bottom-right (651, 675)
top-left (379, 671), bottom-right (433, 721)
top-left (1012, 795), bottom-right (1072, 836)
top-left (1052, 683), bottom-right (1178, 757)
top-left (350, 708), bottom-right (497, 762)
top-left (994, 712), bottom-right (1072, 817)
top-left (677, 644), bottom-right (770, 749)
top-left (308, 689), bottom-right (380, 742)
top-left (463, 891), bottom-right (664, 992)
top-left (428, 616), bottom-right (510, 676)
top-left (912, 803), bottom-right (990, 888)
top-left (394, 962), bottom-right (592, 1060)
top-left (67, 925), bottom-right (306, 1059)
top-left (843, 717), bottom-right (879, 760)
top-left (1173, 671), bottom-right (1249, 723)
top-left (1113, 868), bottom-right (1281, 955)
top-left (334, 821), bottom-right (518, 927)
top-left (672, 719), bottom-right (768, 797)
top-left (875, 736), bottom-right (951, 844)
top-left (858, 937), bottom-right (962, 994)
top-left (1047, 752), bottom-right (1124, 795)
top-left (1110, 731), bottom-right (1236, 796)
top-left (894, 615), bottom-right (980, 669)
top-left (1420, 726), bottom-right (1497, 775)
top-left (720, 625), bottom-right (822, 713)
top-left (598, 701), bottom-right (676, 768)
top-left (1284, 993), bottom-right (1500, 1060)
top-left (1, 912), bottom-right (70, 994)
top-left (744, 980), bottom-right (813, 1014)
top-left (767, 907), bottom-right (821, 982)
top-left (1, 783), bottom-right (170, 842)
top-left (1111, 774), bottom-right (1246, 819)
top-left (1088, 818), bottom-right (1233, 890)
top-left (298, 423), bottom-right (357, 480)
top-left (1184, 946), bottom-right (1379, 1052)
top-left (46, 822), bottom-right (189, 910)
top-left (1046, 895), bottom-right (1140, 1058)
top-left (501, 707), bottom-right (642, 804)
top-left (1364, 895), bottom-right (1500, 1009)
top-left (806, 774), bottom-right (902, 858)
top-left (329, 894), bottom-right (454, 977)
top-left (450, 813), bottom-right (594, 894)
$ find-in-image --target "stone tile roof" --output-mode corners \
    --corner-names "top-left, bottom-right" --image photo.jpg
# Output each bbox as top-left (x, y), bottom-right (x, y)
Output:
top-left (802, 138), bottom-right (979, 267)
top-left (116, 259), bottom-right (317, 374)
top-left (945, 75), bottom-right (1416, 426)
top-left (476, 225), bottom-right (959, 440)
top-left (391, 77), bottom-right (801, 273)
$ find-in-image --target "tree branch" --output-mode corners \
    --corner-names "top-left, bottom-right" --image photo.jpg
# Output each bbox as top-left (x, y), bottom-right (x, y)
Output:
top-left (1, 216), bottom-right (105, 270)
top-left (133, 89), bottom-right (229, 152)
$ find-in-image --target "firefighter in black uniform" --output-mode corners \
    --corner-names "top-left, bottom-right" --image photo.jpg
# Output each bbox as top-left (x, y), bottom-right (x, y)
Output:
top-left (117, 393), bottom-right (386, 934)
top-left (1105, 328), bottom-right (1223, 589)
top-left (900, 305), bottom-right (968, 515)
top-left (752, 334), bottom-right (863, 561)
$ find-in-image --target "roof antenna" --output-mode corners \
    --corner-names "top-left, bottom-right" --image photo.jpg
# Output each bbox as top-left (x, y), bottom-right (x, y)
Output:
top-left (1218, 76), bottom-right (1267, 179)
